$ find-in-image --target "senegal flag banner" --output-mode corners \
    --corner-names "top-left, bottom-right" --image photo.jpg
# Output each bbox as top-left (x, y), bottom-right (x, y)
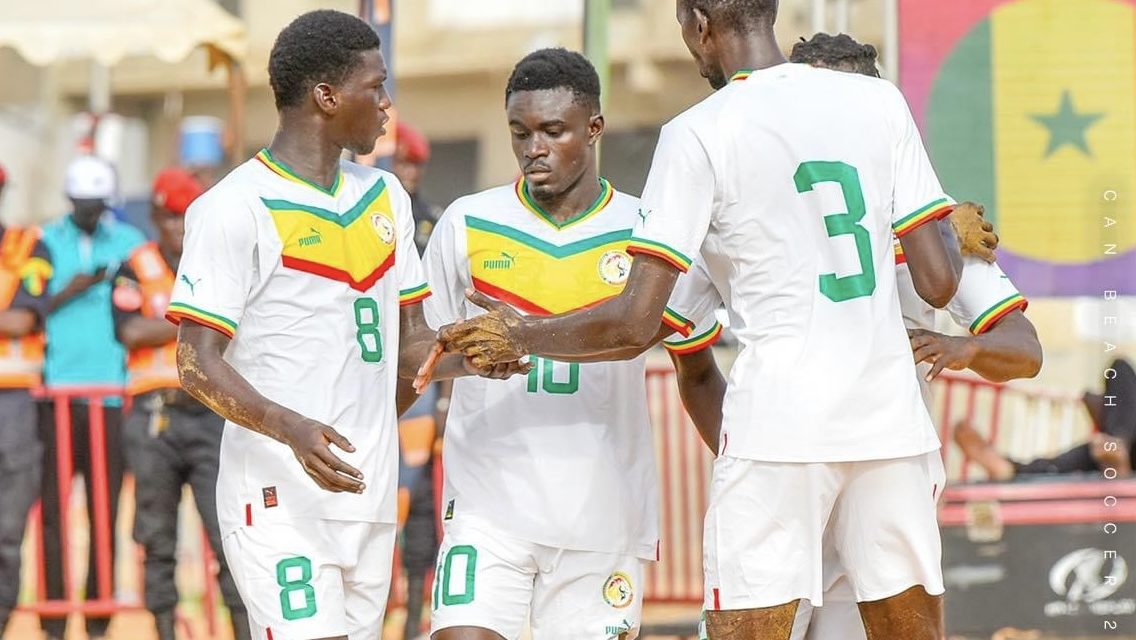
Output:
top-left (900, 0), bottom-right (1134, 295)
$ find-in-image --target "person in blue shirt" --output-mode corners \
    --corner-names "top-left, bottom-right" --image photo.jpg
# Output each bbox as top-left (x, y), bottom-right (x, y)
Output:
top-left (37, 155), bottom-right (144, 640)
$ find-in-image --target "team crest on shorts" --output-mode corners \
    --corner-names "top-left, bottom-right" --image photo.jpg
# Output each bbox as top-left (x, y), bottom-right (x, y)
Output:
top-left (371, 214), bottom-right (396, 245)
top-left (598, 250), bottom-right (632, 285)
top-left (602, 571), bottom-right (634, 608)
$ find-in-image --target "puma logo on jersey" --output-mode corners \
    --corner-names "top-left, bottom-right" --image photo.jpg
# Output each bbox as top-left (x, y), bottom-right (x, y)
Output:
top-left (179, 274), bottom-right (201, 296)
top-left (482, 251), bottom-right (517, 270)
top-left (605, 619), bottom-right (633, 639)
top-left (298, 227), bottom-right (323, 247)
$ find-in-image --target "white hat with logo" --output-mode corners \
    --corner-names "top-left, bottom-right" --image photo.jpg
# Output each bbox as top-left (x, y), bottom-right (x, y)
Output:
top-left (64, 155), bottom-right (117, 200)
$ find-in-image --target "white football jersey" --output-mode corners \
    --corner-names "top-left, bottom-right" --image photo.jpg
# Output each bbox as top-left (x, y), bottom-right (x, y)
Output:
top-left (167, 149), bottom-right (430, 533)
top-left (633, 63), bottom-right (953, 462)
top-left (673, 242), bottom-right (1029, 426)
top-left (424, 179), bottom-right (712, 559)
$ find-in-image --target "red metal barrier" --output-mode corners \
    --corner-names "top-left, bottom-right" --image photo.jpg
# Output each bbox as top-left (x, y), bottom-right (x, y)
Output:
top-left (23, 386), bottom-right (126, 621)
top-left (19, 386), bottom-right (223, 637)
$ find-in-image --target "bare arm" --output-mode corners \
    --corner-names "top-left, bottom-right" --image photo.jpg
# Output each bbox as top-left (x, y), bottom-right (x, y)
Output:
top-left (439, 255), bottom-right (681, 367)
top-left (909, 310), bottom-right (1042, 382)
top-left (669, 347), bottom-right (727, 455)
top-left (176, 322), bottom-right (365, 493)
top-left (0, 309), bottom-right (37, 338)
top-left (899, 220), bottom-right (959, 309)
top-left (117, 316), bottom-right (178, 350)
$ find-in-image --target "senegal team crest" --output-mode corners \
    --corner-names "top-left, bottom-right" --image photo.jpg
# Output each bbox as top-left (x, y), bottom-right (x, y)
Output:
top-left (598, 250), bottom-right (632, 285)
top-left (901, 0), bottom-right (1136, 294)
top-left (372, 213), bottom-right (396, 245)
top-left (602, 571), bottom-right (634, 608)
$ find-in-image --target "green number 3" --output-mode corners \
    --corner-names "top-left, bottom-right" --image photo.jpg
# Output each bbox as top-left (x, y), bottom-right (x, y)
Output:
top-left (353, 297), bottom-right (383, 363)
top-left (793, 161), bottom-right (876, 302)
top-left (276, 556), bottom-right (317, 620)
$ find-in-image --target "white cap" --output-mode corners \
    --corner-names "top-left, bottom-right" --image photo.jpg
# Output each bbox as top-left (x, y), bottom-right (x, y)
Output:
top-left (64, 155), bottom-right (117, 200)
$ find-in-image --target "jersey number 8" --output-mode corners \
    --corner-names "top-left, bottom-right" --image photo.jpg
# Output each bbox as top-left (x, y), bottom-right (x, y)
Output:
top-left (794, 160), bottom-right (875, 303)
top-left (353, 297), bottom-right (383, 363)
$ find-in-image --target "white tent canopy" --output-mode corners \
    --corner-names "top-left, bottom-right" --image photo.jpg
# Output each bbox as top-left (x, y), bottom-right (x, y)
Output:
top-left (0, 0), bottom-right (246, 66)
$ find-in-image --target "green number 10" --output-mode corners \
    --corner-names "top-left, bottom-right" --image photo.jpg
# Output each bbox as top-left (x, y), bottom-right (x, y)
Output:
top-left (526, 356), bottom-right (580, 395)
top-left (793, 161), bottom-right (875, 302)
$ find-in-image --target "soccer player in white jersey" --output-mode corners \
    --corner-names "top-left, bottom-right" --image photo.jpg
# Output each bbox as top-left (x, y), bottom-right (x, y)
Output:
top-left (425, 0), bottom-right (966, 636)
top-left (166, 11), bottom-right (517, 640)
top-left (423, 48), bottom-right (719, 640)
top-left (769, 32), bottom-right (1042, 640)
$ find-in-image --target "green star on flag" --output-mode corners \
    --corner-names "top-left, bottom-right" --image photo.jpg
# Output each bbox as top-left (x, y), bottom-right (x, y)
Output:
top-left (1030, 90), bottom-right (1105, 158)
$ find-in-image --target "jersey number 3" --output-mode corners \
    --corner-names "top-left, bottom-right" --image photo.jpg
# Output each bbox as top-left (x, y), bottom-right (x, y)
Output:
top-left (793, 161), bottom-right (875, 302)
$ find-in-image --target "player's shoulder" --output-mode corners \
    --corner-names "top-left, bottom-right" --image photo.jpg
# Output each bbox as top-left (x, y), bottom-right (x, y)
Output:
top-left (184, 160), bottom-right (264, 222)
top-left (605, 186), bottom-right (641, 221)
top-left (441, 183), bottom-right (518, 221)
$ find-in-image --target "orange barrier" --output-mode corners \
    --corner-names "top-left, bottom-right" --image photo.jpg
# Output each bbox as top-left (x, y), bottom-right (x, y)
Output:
top-left (19, 386), bottom-right (222, 638)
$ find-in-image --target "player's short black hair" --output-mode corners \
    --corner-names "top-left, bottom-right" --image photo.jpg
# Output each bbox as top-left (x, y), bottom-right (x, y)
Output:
top-left (269, 10), bottom-right (382, 109)
top-left (683, 0), bottom-right (779, 33)
top-left (505, 48), bottom-right (601, 113)
top-left (790, 32), bottom-right (880, 78)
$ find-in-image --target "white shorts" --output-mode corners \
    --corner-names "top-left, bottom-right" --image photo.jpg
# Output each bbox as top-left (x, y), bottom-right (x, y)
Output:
top-left (430, 515), bottom-right (646, 640)
top-left (790, 451), bottom-right (947, 639)
top-left (222, 519), bottom-right (397, 640)
top-left (704, 453), bottom-right (945, 612)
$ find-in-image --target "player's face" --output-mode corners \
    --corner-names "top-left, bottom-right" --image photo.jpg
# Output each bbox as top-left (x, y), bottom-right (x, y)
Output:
top-left (506, 88), bottom-right (601, 201)
top-left (677, 1), bottom-right (728, 90)
top-left (151, 206), bottom-right (185, 255)
top-left (333, 49), bottom-right (392, 156)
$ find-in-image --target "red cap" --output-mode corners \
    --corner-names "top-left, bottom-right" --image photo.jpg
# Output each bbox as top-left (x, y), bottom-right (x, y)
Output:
top-left (152, 167), bottom-right (204, 216)
top-left (396, 122), bottom-right (430, 164)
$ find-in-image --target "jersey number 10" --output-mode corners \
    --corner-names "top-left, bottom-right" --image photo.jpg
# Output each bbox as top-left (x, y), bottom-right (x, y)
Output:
top-left (794, 160), bottom-right (876, 303)
top-left (526, 356), bottom-right (580, 395)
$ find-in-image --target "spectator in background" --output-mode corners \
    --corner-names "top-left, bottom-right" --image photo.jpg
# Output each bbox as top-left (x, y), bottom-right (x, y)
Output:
top-left (112, 168), bottom-right (249, 640)
top-left (0, 164), bottom-right (52, 637)
top-left (38, 155), bottom-right (144, 640)
top-left (955, 358), bottom-right (1134, 480)
top-left (391, 121), bottom-right (445, 640)
top-left (393, 121), bottom-right (442, 254)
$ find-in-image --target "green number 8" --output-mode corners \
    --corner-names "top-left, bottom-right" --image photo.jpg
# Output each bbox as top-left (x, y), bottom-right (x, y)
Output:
top-left (276, 556), bottom-right (317, 620)
top-left (353, 297), bottom-right (383, 363)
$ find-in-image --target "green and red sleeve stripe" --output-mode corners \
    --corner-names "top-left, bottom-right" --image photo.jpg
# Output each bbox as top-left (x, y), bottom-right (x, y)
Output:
top-left (893, 198), bottom-right (953, 237)
top-left (627, 238), bottom-right (693, 273)
top-left (166, 302), bottom-right (238, 339)
top-left (969, 293), bottom-right (1028, 335)
top-left (399, 283), bottom-right (432, 306)
top-left (664, 321), bottom-right (723, 355)
top-left (662, 307), bottom-right (696, 338)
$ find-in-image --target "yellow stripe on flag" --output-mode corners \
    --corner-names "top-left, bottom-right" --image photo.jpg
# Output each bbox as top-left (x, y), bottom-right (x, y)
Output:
top-left (991, 0), bottom-right (1136, 263)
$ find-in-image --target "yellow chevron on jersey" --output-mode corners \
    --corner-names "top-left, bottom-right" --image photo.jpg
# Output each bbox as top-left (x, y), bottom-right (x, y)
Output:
top-left (466, 215), bottom-right (633, 315)
top-left (262, 177), bottom-right (396, 292)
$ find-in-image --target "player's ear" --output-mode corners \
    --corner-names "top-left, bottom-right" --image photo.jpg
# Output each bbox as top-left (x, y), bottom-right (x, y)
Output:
top-left (692, 6), bottom-right (711, 42)
top-left (588, 113), bottom-right (605, 145)
top-left (312, 82), bottom-right (338, 115)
